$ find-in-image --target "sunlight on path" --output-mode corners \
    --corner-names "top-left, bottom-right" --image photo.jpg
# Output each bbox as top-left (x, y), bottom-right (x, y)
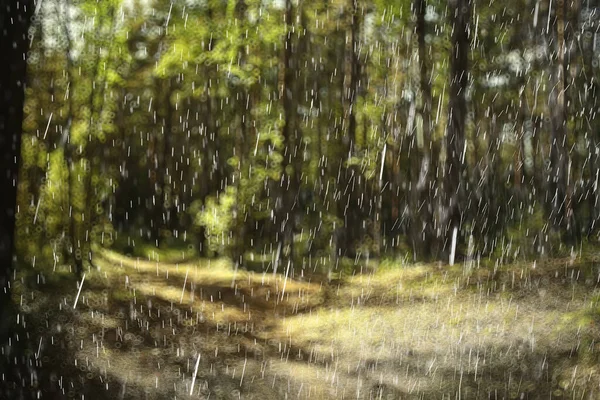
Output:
top-left (22, 251), bottom-right (600, 399)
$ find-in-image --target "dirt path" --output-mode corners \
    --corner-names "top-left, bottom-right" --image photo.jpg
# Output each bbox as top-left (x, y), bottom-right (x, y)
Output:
top-left (17, 252), bottom-right (600, 399)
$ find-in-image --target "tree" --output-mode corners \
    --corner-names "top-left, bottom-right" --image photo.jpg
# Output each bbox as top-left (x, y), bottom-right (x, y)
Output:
top-left (0, 0), bottom-right (34, 397)
top-left (278, 0), bottom-right (297, 269)
top-left (14, 0), bottom-right (599, 281)
top-left (411, 0), bottom-right (435, 259)
top-left (548, 0), bottom-right (575, 240)
top-left (339, 0), bottom-right (363, 258)
top-left (445, 0), bottom-right (470, 263)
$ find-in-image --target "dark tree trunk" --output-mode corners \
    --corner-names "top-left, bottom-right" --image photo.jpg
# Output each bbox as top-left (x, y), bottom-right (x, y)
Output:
top-left (584, 28), bottom-right (600, 238)
top-left (340, 0), bottom-right (362, 257)
top-left (81, 20), bottom-right (106, 272)
top-left (150, 77), bottom-right (173, 246)
top-left (347, 0), bottom-right (359, 150)
top-left (548, 0), bottom-right (574, 241)
top-left (279, 0), bottom-right (298, 268)
top-left (410, 0), bottom-right (435, 260)
top-left (232, 0), bottom-right (248, 271)
top-left (160, 78), bottom-right (174, 244)
top-left (0, 0), bottom-right (34, 397)
top-left (444, 0), bottom-right (470, 263)
top-left (57, 0), bottom-right (84, 275)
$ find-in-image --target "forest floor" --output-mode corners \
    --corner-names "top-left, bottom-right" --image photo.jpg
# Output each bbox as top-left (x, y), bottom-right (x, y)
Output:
top-left (16, 249), bottom-right (600, 399)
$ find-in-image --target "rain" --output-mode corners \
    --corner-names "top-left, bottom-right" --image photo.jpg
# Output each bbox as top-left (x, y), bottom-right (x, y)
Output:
top-left (1, 0), bottom-right (600, 398)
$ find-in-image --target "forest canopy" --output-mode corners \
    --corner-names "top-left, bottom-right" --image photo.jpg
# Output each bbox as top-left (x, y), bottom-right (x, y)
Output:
top-left (16, 0), bottom-right (600, 274)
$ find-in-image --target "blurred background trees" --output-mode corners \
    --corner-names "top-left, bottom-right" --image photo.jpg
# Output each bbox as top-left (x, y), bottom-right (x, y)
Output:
top-left (16, 0), bottom-right (600, 277)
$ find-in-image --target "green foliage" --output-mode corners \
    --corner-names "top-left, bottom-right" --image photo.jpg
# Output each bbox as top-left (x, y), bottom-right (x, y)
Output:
top-left (193, 187), bottom-right (237, 256)
top-left (16, 0), bottom-right (599, 277)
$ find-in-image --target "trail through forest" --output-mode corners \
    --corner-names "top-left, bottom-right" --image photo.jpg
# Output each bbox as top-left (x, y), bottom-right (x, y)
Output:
top-left (19, 251), bottom-right (600, 399)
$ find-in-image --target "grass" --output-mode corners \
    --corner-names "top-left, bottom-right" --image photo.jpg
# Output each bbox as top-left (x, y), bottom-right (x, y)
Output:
top-left (13, 249), bottom-right (600, 399)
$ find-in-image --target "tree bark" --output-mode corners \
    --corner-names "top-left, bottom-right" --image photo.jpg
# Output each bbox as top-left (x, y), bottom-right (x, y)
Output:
top-left (445, 0), bottom-right (470, 262)
top-left (159, 78), bottom-right (174, 244)
top-left (0, 0), bottom-right (34, 397)
top-left (548, 0), bottom-right (574, 241)
top-left (57, 0), bottom-right (84, 275)
top-left (340, 0), bottom-right (362, 257)
top-left (232, 0), bottom-right (248, 271)
top-left (412, 0), bottom-right (435, 260)
top-left (279, 0), bottom-right (298, 267)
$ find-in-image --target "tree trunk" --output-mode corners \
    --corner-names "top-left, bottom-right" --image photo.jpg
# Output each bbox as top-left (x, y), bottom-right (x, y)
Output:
top-left (415, 0), bottom-right (437, 260)
top-left (279, 0), bottom-right (297, 267)
top-left (445, 0), bottom-right (470, 263)
top-left (548, 0), bottom-right (574, 241)
top-left (0, 0), bottom-right (34, 397)
top-left (81, 21), bottom-right (106, 270)
top-left (232, 0), bottom-right (248, 271)
top-left (340, 0), bottom-right (362, 257)
top-left (160, 78), bottom-right (174, 244)
top-left (57, 0), bottom-right (84, 275)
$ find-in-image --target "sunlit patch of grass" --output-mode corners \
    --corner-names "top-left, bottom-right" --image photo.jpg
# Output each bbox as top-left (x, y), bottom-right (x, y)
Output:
top-left (107, 239), bottom-right (197, 263)
top-left (267, 257), bottom-right (600, 397)
top-left (99, 249), bottom-right (323, 297)
top-left (99, 248), bottom-right (231, 278)
top-left (93, 249), bottom-right (326, 333)
top-left (335, 264), bottom-right (457, 306)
